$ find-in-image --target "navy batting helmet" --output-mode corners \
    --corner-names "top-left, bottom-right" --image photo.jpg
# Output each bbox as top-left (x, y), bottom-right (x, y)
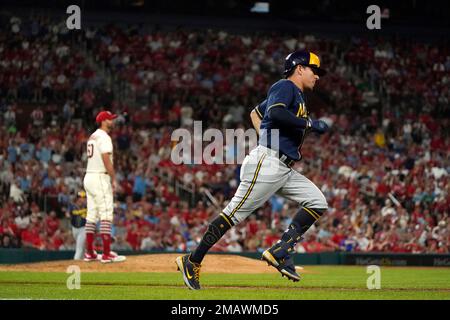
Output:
top-left (284, 50), bottom-right (327, 77)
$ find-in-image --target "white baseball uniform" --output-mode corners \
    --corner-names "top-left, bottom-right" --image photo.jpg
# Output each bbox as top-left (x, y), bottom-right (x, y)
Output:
top-left (83, 128), bottom-right (114, 223)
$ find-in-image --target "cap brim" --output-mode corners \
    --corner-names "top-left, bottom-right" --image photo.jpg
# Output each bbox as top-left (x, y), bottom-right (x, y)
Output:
top-left (285, 64), bottom-right (327, 77)
top-left (96, 114), bottom-right (118, 123)
top-left (104, 114), bottom-right (118, 121)
top-left (310, 66), bottom-right (327, 76)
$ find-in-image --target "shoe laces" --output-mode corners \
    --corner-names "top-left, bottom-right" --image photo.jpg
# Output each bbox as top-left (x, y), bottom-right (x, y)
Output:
top-left (192, 263), bottom-right (201, 282)
top-left (280, 252), bottom-right (294, 266)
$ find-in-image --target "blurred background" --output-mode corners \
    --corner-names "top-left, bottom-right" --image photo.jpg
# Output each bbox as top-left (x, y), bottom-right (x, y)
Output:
top-left (0, 0), bottom-right (448, 259)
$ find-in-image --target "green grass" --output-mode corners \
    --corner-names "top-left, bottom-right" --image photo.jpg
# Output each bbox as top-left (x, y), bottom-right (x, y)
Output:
top-left (0, 266), bottom-right (449, 300)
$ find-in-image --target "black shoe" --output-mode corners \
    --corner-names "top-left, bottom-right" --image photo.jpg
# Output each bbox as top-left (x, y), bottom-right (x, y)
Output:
top-left (262, 241), bottom-right (301, 282)
top-left (176, 254), bottom-right (202, 290)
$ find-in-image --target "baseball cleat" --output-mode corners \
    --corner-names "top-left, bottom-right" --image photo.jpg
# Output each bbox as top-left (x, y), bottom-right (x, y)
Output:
top-left (83, 250), bottom-right (99, 262)
top-left (175, 254), bottom-right (201, 290)
top-left (100, 251), bottom-right (126, 263)
top-left (262, 242), bottom-right (301, 282)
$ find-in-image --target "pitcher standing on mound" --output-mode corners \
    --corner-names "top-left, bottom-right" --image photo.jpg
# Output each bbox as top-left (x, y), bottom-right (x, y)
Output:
top-left (176, 50), bottom-right (329, 289)
top-left (83, 110), bottom-right (126, 263)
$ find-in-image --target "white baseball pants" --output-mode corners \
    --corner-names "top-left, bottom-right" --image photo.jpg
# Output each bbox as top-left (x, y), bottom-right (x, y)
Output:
top-left (83, 173), bottom-right (114, 223)
top-left (222, 145), bottom-right (328, 225)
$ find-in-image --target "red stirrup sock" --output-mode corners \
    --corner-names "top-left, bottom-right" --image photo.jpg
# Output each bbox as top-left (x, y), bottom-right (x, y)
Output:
top-left (100, 220), bottom-right (112, 256)
top-left (85, 222), bottom-right (96, 254)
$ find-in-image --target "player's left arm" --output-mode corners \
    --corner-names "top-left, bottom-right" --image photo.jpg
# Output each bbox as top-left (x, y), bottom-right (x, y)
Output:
top-left (98, 137), bottom-right (116, 192)
top-left (101, 152), bottom-right (116, 191)
top-left (250, 100), bottom-right (266, 135)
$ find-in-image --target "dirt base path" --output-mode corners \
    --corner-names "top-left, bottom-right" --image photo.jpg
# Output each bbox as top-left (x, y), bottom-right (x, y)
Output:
top-left (0, 254), bottom-right (311, 274)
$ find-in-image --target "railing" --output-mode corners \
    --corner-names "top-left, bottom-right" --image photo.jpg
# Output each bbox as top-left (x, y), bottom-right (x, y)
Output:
top-left (201, 187), bottom-right (221, 211)
top-left (150, 166), bottom-right (197, 207)
top-left (175, 180), bottom-right (196, 207)
top-left (0, 169), bottom-right (217, 214)
top-left (150, 165), bottom-right (222, 209)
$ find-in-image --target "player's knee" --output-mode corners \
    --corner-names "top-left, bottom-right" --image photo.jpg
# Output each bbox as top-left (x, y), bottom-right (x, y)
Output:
top-left (85, 219), bottom-right (96, 225)
top-left (308, 193), bottom-right (328, 212)
top-left (99, 211), bottom-right (113, 222)
top-left (222, 207), bottom-right (250, 225)
top-left (303, 201), bottom-right (328, 217)
top-left (86, 211), bottom-right (97, 222)
top-left (310, 207), bottom-right (327, 218)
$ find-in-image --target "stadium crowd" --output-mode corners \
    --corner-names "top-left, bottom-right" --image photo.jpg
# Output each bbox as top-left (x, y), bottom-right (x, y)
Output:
top-left (0, 14), bottom-right (449, 254)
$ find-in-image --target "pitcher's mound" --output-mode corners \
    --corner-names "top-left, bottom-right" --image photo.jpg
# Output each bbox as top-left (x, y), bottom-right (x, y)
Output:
top-left (0, 254), bottom-right (315, 274)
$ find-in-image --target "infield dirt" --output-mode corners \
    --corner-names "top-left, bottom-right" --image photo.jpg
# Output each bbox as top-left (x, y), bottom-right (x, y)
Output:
top-left (0, 254), bottom-right (314, 274)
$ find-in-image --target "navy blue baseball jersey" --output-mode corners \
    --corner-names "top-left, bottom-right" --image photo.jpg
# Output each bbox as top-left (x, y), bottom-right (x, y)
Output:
top-left (69, 203), bottom-right (87, 228)
top-left (259, 79), bottom-right (309, 161)
top-left (253, 99), bottom-right (267, 119)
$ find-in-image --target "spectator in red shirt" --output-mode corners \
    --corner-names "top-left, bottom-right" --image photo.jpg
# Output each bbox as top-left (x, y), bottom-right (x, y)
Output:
top-left (45, 211), bottom-right (60, 237)
top-left (330, 224), bottom-right (347, 250)
top-left (126, 223), bottom-right (140, 250)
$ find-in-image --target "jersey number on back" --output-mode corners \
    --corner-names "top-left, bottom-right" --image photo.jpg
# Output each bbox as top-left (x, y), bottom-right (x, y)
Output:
top-left (87, 143), bottom-right (94, 158)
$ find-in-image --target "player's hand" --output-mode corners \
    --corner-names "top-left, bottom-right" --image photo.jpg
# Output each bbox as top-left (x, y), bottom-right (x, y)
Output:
top-left (111, 180), bottom-right (117, 193)
top-left (310, 119), bottom-right (329, 134)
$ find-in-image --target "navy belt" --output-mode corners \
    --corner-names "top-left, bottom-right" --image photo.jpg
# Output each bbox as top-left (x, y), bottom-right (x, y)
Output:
top-left (279, 154), bottom-right (296, 167)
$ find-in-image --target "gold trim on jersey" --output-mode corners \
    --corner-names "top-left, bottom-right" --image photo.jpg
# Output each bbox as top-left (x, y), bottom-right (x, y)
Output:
top-left (255, 106), bottom-right (263, 119)
top-left (266, 103), bottom-right (286, 112)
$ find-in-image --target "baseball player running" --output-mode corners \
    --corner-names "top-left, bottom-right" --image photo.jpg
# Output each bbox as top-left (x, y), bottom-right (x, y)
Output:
top-left (176, 50), bottom-right (329, 289)
top-left (83, 110), bottom-right (126, 263)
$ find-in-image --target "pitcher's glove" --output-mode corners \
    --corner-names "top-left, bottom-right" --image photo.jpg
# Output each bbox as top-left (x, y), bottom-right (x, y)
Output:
top-left (307, 117), bottom-right (329, 134)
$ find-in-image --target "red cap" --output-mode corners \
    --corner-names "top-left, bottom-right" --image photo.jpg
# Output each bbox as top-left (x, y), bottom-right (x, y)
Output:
top-left (95, 110), bottom-right (118, 123)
